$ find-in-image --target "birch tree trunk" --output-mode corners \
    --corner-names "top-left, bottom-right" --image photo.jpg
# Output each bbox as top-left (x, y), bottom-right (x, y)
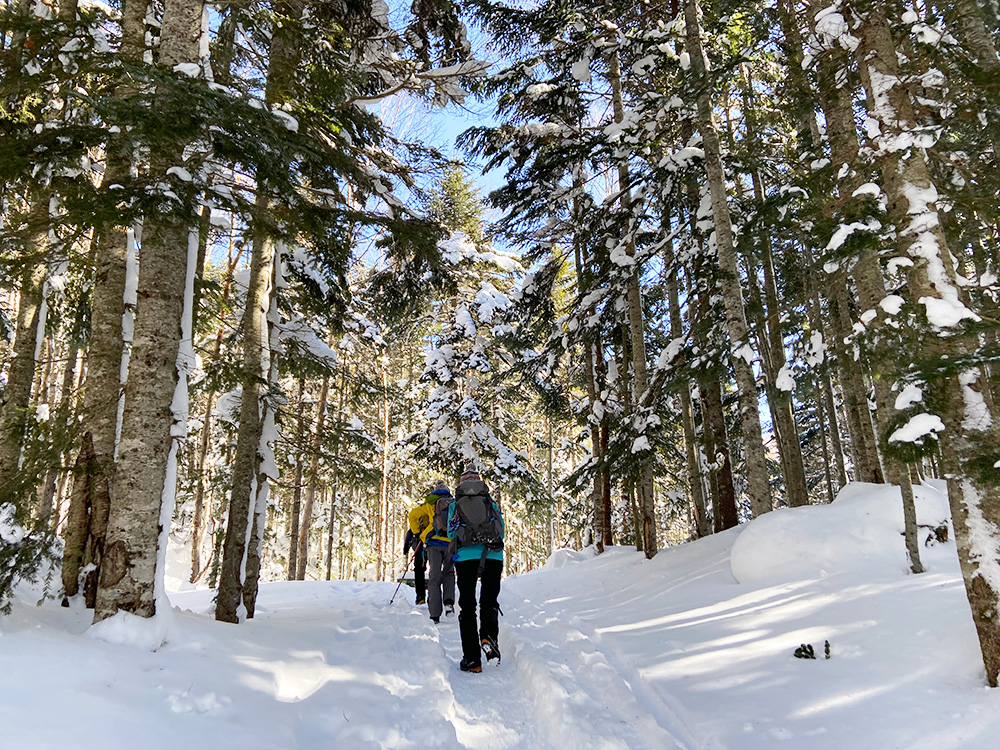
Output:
top-left (94, 0), bottom-right (204, 621)
top-left (684, 0), bottom-right (770, 516)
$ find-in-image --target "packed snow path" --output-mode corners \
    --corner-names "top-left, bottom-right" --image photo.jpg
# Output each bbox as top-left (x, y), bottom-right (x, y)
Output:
top-left (164, 578), bottom-right (682, 750)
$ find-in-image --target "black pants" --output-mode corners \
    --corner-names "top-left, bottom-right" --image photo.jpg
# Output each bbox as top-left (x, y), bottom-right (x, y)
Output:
top-left (455, 557), bottom-right (502, 665)
top-left (413, 547), bottom-right (427, 602)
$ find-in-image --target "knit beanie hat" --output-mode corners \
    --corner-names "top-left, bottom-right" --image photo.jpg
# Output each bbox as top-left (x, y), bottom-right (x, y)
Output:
top-left (433, 478), bottom-right (448, 492)
top-left (459, 463), bottom-right (480, 483)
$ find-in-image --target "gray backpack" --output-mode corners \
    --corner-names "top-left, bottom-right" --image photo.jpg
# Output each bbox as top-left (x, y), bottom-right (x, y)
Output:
top-left (450, 479), bottom-right (504, 553)
top-left (433, 492), bottom-right (452, 537)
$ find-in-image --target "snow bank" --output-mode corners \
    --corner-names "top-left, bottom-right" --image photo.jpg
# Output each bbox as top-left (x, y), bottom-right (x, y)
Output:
top-left (730, 481), bottom-right (951, 584)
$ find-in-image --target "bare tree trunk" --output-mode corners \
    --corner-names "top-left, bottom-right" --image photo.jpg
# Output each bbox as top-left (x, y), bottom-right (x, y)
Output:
top-left (572, 174), bottom-right (607, 551)
top-left (684, 0), bottom-right (770, 517)
top-left (94, 0), bottom-right (204, 622)
top-left (189, 389), bottom-right (216, 583)
top-left (898, 463), bottom-right (924, 574)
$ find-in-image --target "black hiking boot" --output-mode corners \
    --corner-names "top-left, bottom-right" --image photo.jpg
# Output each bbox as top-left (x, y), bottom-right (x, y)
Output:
top-left (459, 658), bottom-right (482, 673)
top-left (480, 635), bottom-right (501, 664)
top-left (444, 604), bottom-right (455, 618)
top-left (431, 616), bottom-right (440, 624)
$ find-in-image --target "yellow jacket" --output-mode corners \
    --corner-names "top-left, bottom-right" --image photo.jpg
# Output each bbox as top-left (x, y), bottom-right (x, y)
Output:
top-left (408, 492), bottom-right (450, 545)
top-left (408, 499), bottom-right (435, 544)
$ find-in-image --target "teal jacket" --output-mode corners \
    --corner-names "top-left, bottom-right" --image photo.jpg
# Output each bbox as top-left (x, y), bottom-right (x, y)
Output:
top-left (448, 497), bottom-right (505, 563)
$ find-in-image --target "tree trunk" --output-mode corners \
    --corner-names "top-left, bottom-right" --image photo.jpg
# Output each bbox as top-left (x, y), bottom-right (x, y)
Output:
top-left (740, 65), bottom-right (809, 508)
top-left (216, 0), bottom-right (301, 617)
top-left (94, 0), bottom-right (204, 623)
top-left (215, 229), bottom-right (274, 621)
top-left (376, 366), bottom-right (391, 580)
top-left (898, 463), bottom-right (924, 574)
top-left (189, 389), bottom-right (216, 583)
top-left (684, 0), bottom-right (770, 517)
top-left (242, 245), bottom-right (282, 618)
top-left (62, 0), bottom-right (147, 601)
top-left (572, 175), bottom-right (608, 551)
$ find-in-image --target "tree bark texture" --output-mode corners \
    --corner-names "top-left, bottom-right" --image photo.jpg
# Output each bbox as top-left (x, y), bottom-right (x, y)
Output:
top-left (93, 0), bottom-right (202, 623)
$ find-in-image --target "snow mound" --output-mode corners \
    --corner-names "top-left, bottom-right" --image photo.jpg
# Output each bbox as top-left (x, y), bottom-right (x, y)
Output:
top-left (731, 481), bottom-right (951, 584)
top-left (86, 608), bottom-right (176, 651)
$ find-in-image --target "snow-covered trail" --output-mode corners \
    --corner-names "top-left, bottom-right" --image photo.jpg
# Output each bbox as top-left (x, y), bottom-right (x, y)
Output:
top-left (165, 578), bottom-right (681, 750)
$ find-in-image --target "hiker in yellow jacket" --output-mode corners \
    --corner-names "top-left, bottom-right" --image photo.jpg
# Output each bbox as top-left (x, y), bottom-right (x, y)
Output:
top-left (407, 479), bottom-right (455, 622)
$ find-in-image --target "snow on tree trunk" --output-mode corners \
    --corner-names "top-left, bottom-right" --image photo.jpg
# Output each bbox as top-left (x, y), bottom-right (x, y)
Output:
top-left (848, 0), bottom-right (1000, 685)
top-left (684, 0), bottom-right (770, 517)
top-left (91, 0), bottom-right (203, 625)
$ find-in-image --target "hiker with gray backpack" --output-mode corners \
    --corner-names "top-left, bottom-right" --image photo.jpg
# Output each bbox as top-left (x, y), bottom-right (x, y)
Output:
top-left (448, 465), bottom-right (505, 673)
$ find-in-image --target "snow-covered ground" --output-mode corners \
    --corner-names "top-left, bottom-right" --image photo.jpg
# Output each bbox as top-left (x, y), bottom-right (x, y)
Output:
top-left (2, 480), bottom-right (999, 749)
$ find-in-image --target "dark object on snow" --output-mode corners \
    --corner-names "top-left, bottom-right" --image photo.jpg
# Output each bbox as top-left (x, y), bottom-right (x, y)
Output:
top-left (794, 643), bottom-right (816, 659)
top-left (794, 641), bottom-right (832, 660)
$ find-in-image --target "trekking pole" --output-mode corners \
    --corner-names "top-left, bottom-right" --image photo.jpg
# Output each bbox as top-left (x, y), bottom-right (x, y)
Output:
top-left (389, 551), bottom-right (414, 605)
